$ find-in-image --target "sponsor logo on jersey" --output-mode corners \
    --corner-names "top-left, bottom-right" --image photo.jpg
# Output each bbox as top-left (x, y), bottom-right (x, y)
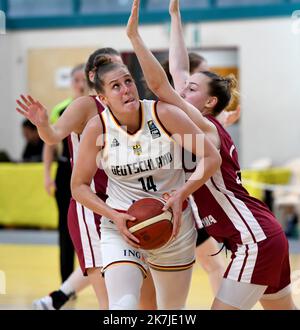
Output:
top-left (111, 138), bottom-right (120, 148)
top-left (147, 120), bottom-right (161, 139)
top-left (132, 143), bottom-right (142, 156)
top-left (201, 215), bottom-right (218, 227)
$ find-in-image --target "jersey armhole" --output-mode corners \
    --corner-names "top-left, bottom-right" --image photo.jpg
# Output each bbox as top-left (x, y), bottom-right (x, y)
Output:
top-left (152, 101), bottom-right (174, 140)
top-left (98, 112), bottom-right (106, 151)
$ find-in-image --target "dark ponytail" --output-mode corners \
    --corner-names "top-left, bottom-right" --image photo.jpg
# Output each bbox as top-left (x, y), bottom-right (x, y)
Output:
top-left (201, 71), bottom-right (239, 115)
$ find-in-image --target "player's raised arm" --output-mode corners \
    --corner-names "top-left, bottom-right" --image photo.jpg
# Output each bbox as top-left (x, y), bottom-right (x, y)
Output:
top-left (156, 101), bottom-right (221, 238)
top-left (126, 0), bottom-right (215, 138)
top-left (16, 95), bottom-right (93, 145)
top-left (169, 0), bottom-right (190, 92)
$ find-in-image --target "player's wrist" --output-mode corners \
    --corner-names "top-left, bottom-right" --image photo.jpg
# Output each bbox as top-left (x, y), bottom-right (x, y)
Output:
top-left (109, 209), bottom-right (123, 224)
top-left (37, 120), bottom-right (50, 129)
top-left (175, 188), bottom-right (188, 203)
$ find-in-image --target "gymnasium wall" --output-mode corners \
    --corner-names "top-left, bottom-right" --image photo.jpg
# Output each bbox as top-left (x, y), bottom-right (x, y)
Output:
top-left (0, 17), bottom-right (299, 167)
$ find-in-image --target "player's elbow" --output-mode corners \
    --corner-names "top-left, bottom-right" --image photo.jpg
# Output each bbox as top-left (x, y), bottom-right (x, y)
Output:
top-left (70, 177), bottom-right (81, 202)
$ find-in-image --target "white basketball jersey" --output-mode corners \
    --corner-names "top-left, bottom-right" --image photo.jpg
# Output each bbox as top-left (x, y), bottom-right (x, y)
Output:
top-left (100, 99), bottom-right (185, 210)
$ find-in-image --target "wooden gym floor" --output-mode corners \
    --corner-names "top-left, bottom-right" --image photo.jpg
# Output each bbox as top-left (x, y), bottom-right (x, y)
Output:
top-left (0, 229), bottom-right (300, 310)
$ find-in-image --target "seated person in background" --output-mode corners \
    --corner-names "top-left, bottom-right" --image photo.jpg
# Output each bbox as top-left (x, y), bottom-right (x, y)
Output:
top-left (21, 119), bottom-right (44, 162)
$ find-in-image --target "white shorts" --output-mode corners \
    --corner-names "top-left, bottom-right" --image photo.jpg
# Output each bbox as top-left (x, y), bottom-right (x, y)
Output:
top-left (100, 205), bottom-right (196, 274)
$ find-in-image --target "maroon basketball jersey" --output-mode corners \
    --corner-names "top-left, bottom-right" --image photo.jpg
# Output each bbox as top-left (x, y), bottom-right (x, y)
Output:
top-left (193, 115), bottom-right (283, 248)
top-left (68, 96), bottom-right (108, 201)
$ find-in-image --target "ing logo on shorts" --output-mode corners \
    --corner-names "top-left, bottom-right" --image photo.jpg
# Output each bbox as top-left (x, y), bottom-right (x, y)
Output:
top-left (123, 249), bottom-right (141, 259)
top-left (0, 270), bottom-right (6, 294)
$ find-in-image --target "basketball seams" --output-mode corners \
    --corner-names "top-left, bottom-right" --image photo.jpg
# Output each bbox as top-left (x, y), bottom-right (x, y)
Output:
top-left (128, 210), bottom-right (173, 233)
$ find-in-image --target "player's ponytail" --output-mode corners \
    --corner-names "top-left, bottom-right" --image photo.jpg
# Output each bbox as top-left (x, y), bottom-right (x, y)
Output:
top-left (201, 71), bottom-right (239, 115)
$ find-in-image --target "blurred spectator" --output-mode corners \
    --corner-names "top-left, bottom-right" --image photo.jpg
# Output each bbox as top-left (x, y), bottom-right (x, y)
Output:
top-left (21, 119), bottom-right (44, 162)
top-left (284, 205), bottom-right (299, 239)
top-left (0, 150), bottom-right (11, 162)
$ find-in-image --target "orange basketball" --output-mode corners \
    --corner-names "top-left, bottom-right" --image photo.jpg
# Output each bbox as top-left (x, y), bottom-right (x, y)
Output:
top-left (126, 198), bottom-right (173, 250)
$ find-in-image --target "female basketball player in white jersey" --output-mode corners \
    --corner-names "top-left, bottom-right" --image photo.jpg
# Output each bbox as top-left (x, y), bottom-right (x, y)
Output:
top-left (16, 48), bottom-right (157, 310)
top-left (70, 55), bottom-right (221, 309)
top-left (127, 0), bottom-right (297, 310)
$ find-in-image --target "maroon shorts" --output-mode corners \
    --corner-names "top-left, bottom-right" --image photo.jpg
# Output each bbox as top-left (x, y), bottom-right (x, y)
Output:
top-left (68, 198), bottom-right (102, 275)
top-left (224, 231), bottom-right (291, 294)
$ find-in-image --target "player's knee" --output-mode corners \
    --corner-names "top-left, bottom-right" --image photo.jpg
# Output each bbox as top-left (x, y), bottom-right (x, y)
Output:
top-left (110, 294), bottom-right (139, 310)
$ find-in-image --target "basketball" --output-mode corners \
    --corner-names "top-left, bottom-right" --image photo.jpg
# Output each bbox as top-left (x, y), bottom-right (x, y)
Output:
top-left (126, 198), bottom-right (173, 250)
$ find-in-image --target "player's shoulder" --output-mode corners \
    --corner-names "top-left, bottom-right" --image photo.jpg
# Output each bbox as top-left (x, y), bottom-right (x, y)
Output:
top-left (155, 100), bottom-right (183, 121)
top-left (71, 95), bottom-right (98, 109)
top-left (85, 114), bottom-right (102, 132)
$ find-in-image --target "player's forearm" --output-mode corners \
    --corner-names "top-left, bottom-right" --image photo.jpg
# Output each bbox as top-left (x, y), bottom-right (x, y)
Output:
top-left (169, 11), bottom-right (189, 85)
top-left (129, 34), bottom-right (170, 95)
top-left (37, 125), bottom-right (61, 145)
top-left (180, 144), bottom-right (221, 200)
top-left (42, 144), bottom-right (56, 176)
top-left (71, 183), bottom-right (119, 220)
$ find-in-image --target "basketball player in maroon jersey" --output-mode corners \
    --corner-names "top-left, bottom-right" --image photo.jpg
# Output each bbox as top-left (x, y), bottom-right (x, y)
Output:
top-left (127, 0), bottom-right (297, 310)
top-left (163, 53), bottom-right (224, 295)
top-left (161, 1), bottom-right (241, 296)
top-left (16, 48), bottom-right (156, 310)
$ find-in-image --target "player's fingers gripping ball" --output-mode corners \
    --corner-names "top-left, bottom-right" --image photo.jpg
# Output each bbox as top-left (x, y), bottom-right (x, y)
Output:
top-left (126, 198), bottom-right (173, 250)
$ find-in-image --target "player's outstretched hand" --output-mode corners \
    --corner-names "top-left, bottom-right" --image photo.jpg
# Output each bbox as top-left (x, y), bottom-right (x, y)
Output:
top-left (16, 95), bottom-right (49, 128)
top-left (44, 174), bottom-right (56, 196)
top-left (126, 0), bottom-right (140, 39)
top-left (169, 0), bottom-right (180, 16)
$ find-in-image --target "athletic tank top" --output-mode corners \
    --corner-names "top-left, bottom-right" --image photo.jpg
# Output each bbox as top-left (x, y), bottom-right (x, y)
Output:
top-left (193, 115), bottom-right (283, 248)
top-left (100, 99), bottom-right (185, 210)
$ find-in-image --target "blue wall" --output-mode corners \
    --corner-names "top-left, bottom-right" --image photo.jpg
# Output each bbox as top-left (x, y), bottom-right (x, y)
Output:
top-left (1, 0), bottom-right (299, 30)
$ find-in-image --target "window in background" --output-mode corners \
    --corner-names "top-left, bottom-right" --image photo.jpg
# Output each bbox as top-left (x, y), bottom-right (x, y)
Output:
top-left (80, 0), bottom-right (132, 14)
top-left (8, 0), bottom-right (73, 17)
top-left (217, 0), bottom-right (282, 7)
top-left (146, 0), bottom-right (210, 11)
